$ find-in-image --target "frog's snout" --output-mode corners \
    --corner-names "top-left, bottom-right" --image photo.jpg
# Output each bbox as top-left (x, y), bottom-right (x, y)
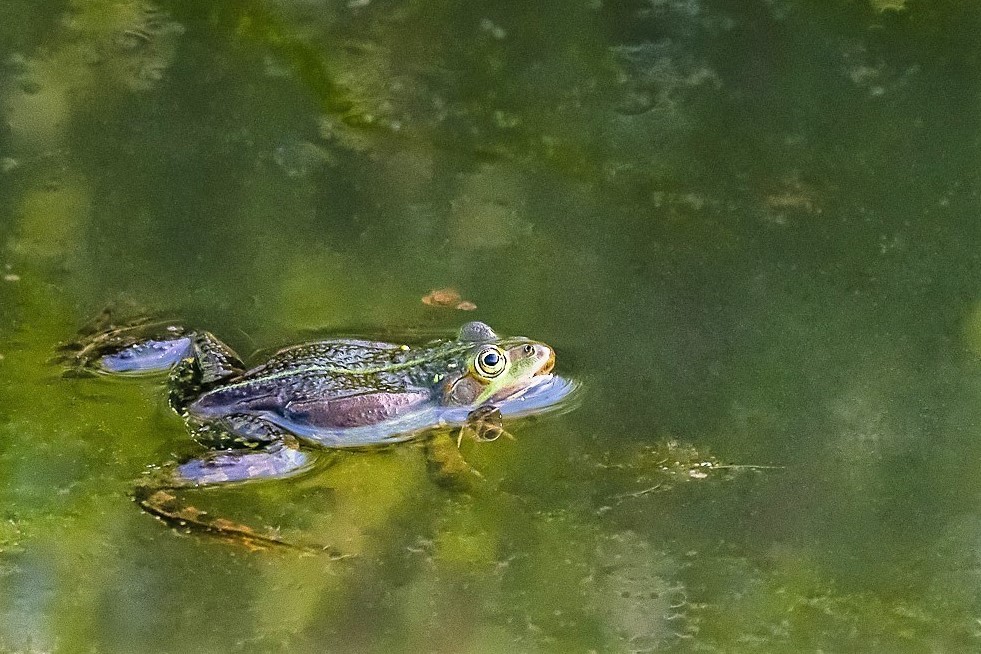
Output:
top-left (538, 350), bottom-right (555, 376)
top-left (531, 344), bottom-right (555, 376)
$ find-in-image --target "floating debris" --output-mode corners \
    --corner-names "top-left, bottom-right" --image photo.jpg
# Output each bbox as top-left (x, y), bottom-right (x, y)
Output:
top-left (421, 288), bottom-right (477, 311)
top-left (596, 439), bottom-right (782, 506)
top-left (3, 274), bottom-right (20, 282)
top-left (422, 287), bottom-right (460, 307)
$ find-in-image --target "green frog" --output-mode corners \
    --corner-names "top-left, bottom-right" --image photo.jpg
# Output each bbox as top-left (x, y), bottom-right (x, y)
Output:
top-left (60, 314), bottom-right (576, 548)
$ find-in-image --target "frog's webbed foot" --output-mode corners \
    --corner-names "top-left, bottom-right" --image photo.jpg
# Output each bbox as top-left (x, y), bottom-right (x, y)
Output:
top-left (458, 405), bottom-right (514, 446)
top-left (132, 484), bottom-right (347, 555)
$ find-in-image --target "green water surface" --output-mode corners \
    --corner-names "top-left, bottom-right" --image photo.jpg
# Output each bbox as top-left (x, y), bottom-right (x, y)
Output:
top-left (2, 0), bottom-right (981, 651)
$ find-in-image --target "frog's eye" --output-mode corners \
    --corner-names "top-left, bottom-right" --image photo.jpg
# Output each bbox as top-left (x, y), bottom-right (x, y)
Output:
top-left (475, 346), bottom-right (507, 378)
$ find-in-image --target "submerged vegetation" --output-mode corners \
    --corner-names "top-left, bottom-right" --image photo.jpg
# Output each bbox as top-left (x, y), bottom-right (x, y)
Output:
top-left (2, 0), bottom-right (981, 651)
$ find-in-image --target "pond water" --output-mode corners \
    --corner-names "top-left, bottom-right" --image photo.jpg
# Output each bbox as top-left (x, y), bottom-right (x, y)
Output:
top-left (2, 0), bottom-right (981, 651)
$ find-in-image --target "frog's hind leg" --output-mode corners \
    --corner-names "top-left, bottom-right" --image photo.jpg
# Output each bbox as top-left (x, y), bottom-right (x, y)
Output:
top-left (167, 333), bottom-right (247, 413)
top-left (133, 418), bottom-right (344, 554)
top-left (57, 311), bottom-right (194, 376)
top-left (58, 310), bottom-right (247, 379)
top-left (189, 331), bottom-right (246, 385)
top-left (132, 437), bottom-right (325, 552)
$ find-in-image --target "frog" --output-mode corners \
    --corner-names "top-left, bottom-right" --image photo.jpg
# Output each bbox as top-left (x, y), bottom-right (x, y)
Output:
top-left (59, 312), bottom-right (576, 549)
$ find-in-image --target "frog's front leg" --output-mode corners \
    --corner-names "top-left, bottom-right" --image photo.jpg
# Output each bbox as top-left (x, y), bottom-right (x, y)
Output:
top-left (426, 430), bottom-right (487, 495)
top-left (426, 406), bottom-right (518, 494)
top-left (457, 405), bottom-right (514, 446)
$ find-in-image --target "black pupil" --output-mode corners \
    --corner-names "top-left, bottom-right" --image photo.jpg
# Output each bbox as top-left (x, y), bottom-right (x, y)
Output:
top-left (482, 351), bottom-right (500, 367)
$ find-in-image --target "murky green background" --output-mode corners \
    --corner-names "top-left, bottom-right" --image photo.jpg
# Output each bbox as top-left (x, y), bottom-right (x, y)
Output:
top-left (2, 0), bottom-right (981, 651)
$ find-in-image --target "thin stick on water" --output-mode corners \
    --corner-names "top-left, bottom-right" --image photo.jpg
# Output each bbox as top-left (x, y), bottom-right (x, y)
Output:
top-left (706, 464), bottom-right (784, 470)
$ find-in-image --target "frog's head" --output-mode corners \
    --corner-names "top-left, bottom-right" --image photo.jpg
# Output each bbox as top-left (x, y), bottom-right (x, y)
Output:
top-left (441, 321), bottom-right (560, 410)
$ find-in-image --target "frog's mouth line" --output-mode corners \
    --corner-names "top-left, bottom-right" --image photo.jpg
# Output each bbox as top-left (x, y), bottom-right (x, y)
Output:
top-left (535, 351), bottom-right (555, 376)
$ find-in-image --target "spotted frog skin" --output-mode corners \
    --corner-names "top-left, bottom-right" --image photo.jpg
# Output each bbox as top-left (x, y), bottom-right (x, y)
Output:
top-left (181, 321), bottom-right (565, 448)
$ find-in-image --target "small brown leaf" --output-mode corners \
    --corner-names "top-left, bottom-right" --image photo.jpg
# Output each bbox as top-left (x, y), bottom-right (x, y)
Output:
top-left (422, 288), bottom-right (477, 310)
top-left (422, 288), bottom-right (461, 307)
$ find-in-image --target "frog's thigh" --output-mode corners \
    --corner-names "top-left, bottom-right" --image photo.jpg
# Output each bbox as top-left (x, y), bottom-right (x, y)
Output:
top-left (176, 441), bottom-right (313, 485)
top-left (425, 430), bottom-right (486, 494)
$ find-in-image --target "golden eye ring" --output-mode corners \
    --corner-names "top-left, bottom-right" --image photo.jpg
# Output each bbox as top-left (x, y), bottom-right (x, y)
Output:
top-left (475, 346), bottom-right (507, 378)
